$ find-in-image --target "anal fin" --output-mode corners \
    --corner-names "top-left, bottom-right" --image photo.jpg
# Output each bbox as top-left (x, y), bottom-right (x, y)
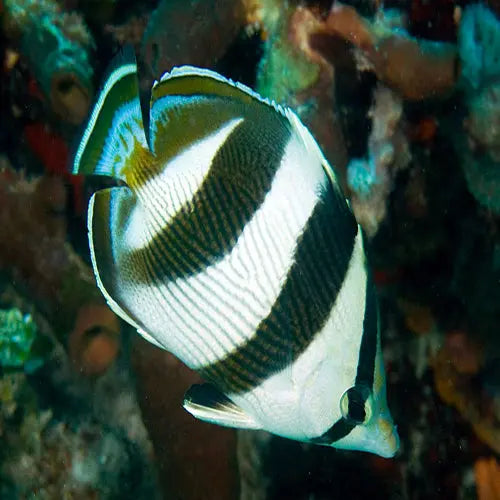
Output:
top-left (183, 384), bottom-right (261, 430)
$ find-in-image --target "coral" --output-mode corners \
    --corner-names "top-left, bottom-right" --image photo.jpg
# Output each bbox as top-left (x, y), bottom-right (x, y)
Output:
top-left (237, 430), bottom-right (271, 500)
top-left (0, 163), bottom-right (120, 374)
top-left (256, 6), bottom-right (321, 105)
top-left (433, 332), bottom-right (500, 454)
top-left (458, 4), bottom-right (500, 93)
top-left (141, 0), bottom-right (245, 80)
top-left (347, 84), bottom-right (410, 236)
top-left (456, 4), bottom-right (500, 214)
top-left (254, 4), bottom-right (349, 182)
top-left (0, 324), bottom-right (157, 497)
top-left (474, 457), bottom-right (500, 500)
top-left (3, 0), bottom-right (94, 124)
top-left (2, 401), bottom-right (156, 498)
top-left (250, 0), bottom-right (453, 196)
top-left (323, 2), bottom-right (458, 100)
top-left (131, 336), bottom-right (239, 499)
top-left (0, 307), bottom-right (38, 369)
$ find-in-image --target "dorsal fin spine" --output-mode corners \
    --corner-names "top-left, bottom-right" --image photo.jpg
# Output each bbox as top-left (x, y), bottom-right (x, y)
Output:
top-left (72, 48), bottom-right (150, 184)
top-left (153, 65), bottom-right (290, 118)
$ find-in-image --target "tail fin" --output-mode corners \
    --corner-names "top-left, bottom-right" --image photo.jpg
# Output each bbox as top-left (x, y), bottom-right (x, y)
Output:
top-left (72, 46), bottom-right (149, 183)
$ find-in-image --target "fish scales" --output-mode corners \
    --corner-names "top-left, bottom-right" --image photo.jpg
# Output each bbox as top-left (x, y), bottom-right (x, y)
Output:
top-left (72, 47), bottom-right (400, 457)
top-left (200, 181), bottom-right (358, 394)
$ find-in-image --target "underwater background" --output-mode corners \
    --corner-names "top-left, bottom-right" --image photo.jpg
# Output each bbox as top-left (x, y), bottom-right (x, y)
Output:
top-left (0, 0), bottom-right (499, 498)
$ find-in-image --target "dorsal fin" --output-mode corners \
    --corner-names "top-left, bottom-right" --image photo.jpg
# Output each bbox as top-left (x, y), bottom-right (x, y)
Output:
top-left (72, 46), bottom-right (150, 184)
top-left (152, 65), bottom-right (288, 113)
top-left (149, 65), bottom-right (342, 190)
top-left (148, 65), bottom-right (291, 160)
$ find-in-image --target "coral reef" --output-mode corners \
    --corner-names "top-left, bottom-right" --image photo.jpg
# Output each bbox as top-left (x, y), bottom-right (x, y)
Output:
top-left (457, 4), bottom-right (500, 214)
top-left (253, 3), bottom-right (349, 182)
top-left (0, 163), bottom-right (119, 368)
top-left (319, 3), bottom-right (458, 100)
top-left (3, 0), bottom-right (94, 124)
top-left (347, 84), bottom-right (410, 236)
top-left (433, 331), bottom-right (500, 454)
top-left (141, 0), bottom-right (245, 81)
top-left (0, 352), bottom-right (159, 498)
top-left (132, 336), bottom-right (240, 500)
top-left (0, 0), bottom-right (499, 498)
top-left (0, 307), bottom-right (40, 370)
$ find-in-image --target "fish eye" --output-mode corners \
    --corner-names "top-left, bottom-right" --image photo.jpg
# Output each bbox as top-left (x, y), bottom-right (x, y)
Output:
top-left (339, 384), bottom-right (373, 425)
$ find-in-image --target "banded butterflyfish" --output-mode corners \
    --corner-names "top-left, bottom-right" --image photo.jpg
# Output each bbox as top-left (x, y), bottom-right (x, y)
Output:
top-left (73, 48), bottom-right (399, 458)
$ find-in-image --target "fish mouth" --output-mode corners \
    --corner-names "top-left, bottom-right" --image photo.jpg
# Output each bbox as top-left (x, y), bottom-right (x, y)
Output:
top-left (371, 415), bottom-right (400, 458)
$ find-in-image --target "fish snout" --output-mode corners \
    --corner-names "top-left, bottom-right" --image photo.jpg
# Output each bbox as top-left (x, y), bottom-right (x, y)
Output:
top-left (369, 415), bottom-right (400, 458)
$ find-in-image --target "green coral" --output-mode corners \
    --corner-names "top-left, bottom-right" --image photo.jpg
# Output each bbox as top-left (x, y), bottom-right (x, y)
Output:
top-left (257, 35), bottom-right (319, 104)
top-left (256, 7), bottom-right (319, 105)
top-left (0, 308), bottom-right (42, 372)
top-left (3, 0), bottom-right (94, 95)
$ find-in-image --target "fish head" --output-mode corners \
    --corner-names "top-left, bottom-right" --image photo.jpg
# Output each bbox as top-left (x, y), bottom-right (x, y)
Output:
top-left (332, 384), bottom-right (399, 458)
top-left (300, 309), bottom-right (399, 458)
top-left (325, 265), bottom-right (399, 458)
top-left (320, 344), bottom-right (399, 458)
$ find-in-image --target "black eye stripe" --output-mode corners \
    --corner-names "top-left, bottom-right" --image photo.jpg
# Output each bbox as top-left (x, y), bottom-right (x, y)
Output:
top-left (348, 395), bottom-right (366, 423)
top-left (341, 385), bottom-right (371, 425)
top-left (310, 265), bottom-right (377, 444)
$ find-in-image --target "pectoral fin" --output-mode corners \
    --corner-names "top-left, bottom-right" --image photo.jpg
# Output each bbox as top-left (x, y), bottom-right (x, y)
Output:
top-left (183, 383), bottom-right (261, 430)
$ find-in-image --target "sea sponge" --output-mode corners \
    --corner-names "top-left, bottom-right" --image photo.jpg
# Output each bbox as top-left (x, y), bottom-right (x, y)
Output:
top-left (459, 4), bottom-right (500, 93)
top-left (0, 308), bottom-right (37, 369)
top-left (132, 337), bottom-right (239, 499)
top-left (254, 5), bottom-right (349, 181)
top-left (456, 5), bottom-right (500, 214)
top-left (3, 0), bottom-right (94, 124)
top-left (322, 2), bottom-right (458, 100)
top-left (0, 163), bottom-right (119, 374)
top-left (347, 85), bottom-right (410, 236)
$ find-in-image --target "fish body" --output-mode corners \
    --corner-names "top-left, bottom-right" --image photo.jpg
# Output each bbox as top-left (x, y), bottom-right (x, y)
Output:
top-left (73, 49), bottom-right (399, 458)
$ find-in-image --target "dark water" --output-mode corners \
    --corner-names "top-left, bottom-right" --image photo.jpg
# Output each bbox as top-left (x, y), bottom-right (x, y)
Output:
top-left (0, 1), bottom-right (498, 499)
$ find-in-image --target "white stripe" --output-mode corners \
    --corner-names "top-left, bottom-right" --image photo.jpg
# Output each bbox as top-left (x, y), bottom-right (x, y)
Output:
top-left (228, 231), bottom-right (367, 440)
top-left (73, 63), bottom-right (139, 175)
top-left (123, 117), bottom-right (243, 251)
top-left (156, 65), bottom-right (341, 195)
top-left (88, 187), bottom-right (220, 362)
top-left (119, 134), bottom-right (327, 367)
top-left (139, 247), bottom-right (224, 363)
